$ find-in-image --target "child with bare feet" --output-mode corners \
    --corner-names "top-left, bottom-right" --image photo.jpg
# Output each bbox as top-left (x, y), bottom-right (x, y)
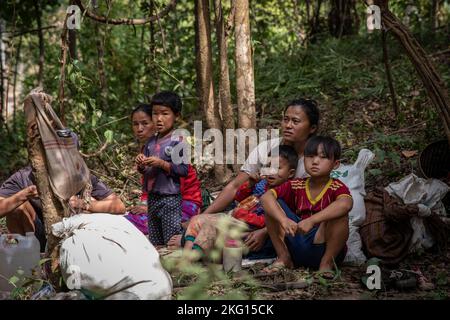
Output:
top-left (261, 136), bottom-right (353, 277)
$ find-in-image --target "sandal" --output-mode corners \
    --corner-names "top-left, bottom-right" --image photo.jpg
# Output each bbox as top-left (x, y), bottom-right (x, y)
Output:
top-left (389, 270), bottom-right (417, 290)
top-left (260, 261), bottom-right (291, 275)
top-left (315, 270), bottom-right (338, 281)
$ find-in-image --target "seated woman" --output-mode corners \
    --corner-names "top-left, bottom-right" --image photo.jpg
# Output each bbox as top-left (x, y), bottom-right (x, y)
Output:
top-left (125, 103), bottom-right (202, 243)
top-left (202, 98), bottom-right (322, 256)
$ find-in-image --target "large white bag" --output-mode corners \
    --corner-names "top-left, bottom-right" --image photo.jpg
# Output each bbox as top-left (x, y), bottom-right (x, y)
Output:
top-left (331, 149), bottom-right (375, 265)
top-left (52, 214), bottom-right (172, 300)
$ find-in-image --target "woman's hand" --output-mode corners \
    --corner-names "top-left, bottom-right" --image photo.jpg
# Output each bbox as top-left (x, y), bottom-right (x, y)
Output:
top-left (244, 228), bottom-right (268, 252)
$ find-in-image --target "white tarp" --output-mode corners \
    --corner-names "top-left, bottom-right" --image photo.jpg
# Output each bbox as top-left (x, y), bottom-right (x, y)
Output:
top-left (52, 214), bottom-right (172, 300)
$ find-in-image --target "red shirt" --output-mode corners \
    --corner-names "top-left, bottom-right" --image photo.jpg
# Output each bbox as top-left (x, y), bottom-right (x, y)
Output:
top-left (180, 165), bottom-right (202, 206)
top-left (141, 165), bottom-right (202, 207)
top-left (271, 178), bottom-right (351, 221)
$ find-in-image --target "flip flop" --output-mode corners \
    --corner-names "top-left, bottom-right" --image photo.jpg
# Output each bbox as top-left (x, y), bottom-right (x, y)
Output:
top-left (260, 261), bottom-right (291, 275)
top-left (315, 270), bottom-right (337, 281)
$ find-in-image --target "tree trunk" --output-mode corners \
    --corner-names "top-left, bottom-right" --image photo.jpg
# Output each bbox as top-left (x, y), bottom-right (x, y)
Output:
top-left (374, 0), bottom-right (450, 143)
top-left (24, 92), bottom-right (65, 281)
top-left (95, 25), bottom-right (108, 109)
top-left (68, 1), bottom-right (77, 61)
top-left (13, 35), bottom-right (22, 132)
top-left (68, 29), bottom-right (77, 60)
top-left (195, 0), bottom-right (221, 130)
top-left (430, 0), bottom-right (439, 30)
top-left (214, 0), bottom-right (234, 132)
top-left (58, 14), bottom-right (69, 125)
top-left (0, 21), bottom-right (4, 128)
top-left (234, 0), bottom-right (256, 130)
top-left (149, 0), bottom-right (160, 92)
top-left (381, 29), bottom-right (399, 117)
top-left (34, 1), bottom-right (44, 87)
top-left (195, 0), bottom-right (229, 183)
top-left (309, 0), bottom-right (323, 39)
top-left (93, 3), bottom-right (108, 110)
top-left (328, 0), bottom-right (356, 38)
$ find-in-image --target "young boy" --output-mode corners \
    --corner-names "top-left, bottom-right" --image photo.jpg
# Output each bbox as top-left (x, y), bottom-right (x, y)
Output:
top-left (183, 145), bottom-right (299, 258)
top-left (261, 136), bottom-right (353, 275)
top-left (136, 91), bottom-right (189, 246)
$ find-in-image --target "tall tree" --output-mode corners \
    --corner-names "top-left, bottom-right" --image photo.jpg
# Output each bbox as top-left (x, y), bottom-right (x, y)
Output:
top-left (0, 20), bottom-right (4, 128)
top-left (329, 0), bottom-right (358, 38)
top-left (68, 1), bottom-right (77, 60)
top-left (195, 0), bottom-right (229, 182)
top-left (214, 0), bottom-right (234, 133)
top-left (234, 0), bottom-right (255, 130)
top-left (93, 1), bottom-right (108, 110)
top-left (195, 0), bottom-right (220, 130)
top-left (34, 1), bottom-right (44, 87)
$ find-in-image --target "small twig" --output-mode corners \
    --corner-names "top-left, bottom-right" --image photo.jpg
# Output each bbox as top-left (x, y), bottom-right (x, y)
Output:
top-left (259, 280), bottom-right (309, 292)
top-left (94, 115), bottom-right (129, 129)
top-left (119, 179), bottom-right (129, 197)
top-left (9, 25), bottom-right (58, 37)
top-left (80, 141), bottom-right (109, 158)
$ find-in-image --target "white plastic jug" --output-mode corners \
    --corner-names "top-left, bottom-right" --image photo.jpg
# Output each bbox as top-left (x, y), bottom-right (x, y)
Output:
top-left (0, 232), bottom-right (41, 291)
top-left (223, 239), bottom-right (243, 273)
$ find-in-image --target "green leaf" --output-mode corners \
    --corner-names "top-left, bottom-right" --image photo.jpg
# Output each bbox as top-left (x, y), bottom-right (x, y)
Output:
top-left (104, 130), bottom-right (114, 143)
top-left (9, 276), bottom-right (20, 285)
top-left (369, 169), bottom-right (382, 176)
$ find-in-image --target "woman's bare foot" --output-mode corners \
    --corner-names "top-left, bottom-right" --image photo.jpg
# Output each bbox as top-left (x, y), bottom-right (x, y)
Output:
top-left (168, 234), bottom-right (182, 250)
top-left (261, 259), bottom-right (293, 274)
top-left (318, 261), bottom-right (337, 280)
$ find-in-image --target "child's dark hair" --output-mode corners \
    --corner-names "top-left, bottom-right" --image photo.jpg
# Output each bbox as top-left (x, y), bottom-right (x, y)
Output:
top-left (131, 103), bottom-right (152, 118)
top-left (284, 98), bottom-right (320, 131)
top-left (276, 145), bottom-right (299, 170)
top-left (151, 91), bottom-right (182, 114)
top-left (305, 136), bottom-right (341, 161)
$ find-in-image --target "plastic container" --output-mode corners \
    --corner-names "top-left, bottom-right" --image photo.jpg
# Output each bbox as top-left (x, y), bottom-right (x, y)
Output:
top-left (222, 239), bottom-right (243, 273)
top-left (0, 232), bottom-right (41, 291)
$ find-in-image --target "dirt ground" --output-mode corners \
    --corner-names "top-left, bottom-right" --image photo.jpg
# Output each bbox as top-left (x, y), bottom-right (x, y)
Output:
top-left (257, 251), bottom-right (450, 300)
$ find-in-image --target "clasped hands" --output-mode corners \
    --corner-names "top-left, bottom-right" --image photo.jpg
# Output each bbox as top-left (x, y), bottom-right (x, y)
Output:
top-left (135, 154), bottom-right (164, 168)
top-left (281, 216), bottom-right (316, 237)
